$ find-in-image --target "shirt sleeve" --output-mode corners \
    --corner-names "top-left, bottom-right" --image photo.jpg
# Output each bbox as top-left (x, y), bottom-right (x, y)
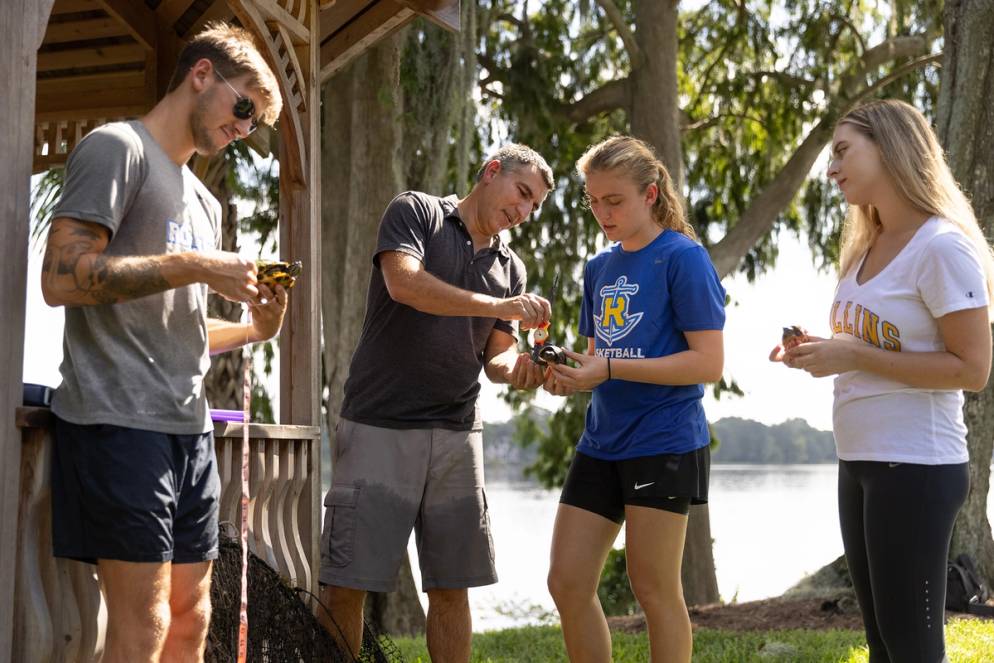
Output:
top-left (917, 230), bottom-right (990, 317)
top-left (373, 192), bottom-right (433, 267)
top-left (51, 126), bottom-right (145, 237)
top-left (668, 244), bottom-right (727, 331)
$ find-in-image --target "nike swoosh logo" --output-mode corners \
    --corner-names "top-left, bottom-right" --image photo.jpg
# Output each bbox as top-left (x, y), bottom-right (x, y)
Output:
top-left (634, 481), bottom-right (655, 490)
top-left (888, 462), bottom-right (902, 468)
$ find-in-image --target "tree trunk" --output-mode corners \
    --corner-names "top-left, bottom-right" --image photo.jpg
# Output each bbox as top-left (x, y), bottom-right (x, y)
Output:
top-left (630, 0), bottom-right (682, 190)
top-left (936, 0), bottom-right (994, 586)
top-left (631, 0), bottom-right (720, 606)
top-left (320, 29), bottom-right (426, 636)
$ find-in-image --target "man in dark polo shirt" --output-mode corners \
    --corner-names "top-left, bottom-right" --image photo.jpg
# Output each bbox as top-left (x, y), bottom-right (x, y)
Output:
top-left (318, 144), bottom-right (554, 660)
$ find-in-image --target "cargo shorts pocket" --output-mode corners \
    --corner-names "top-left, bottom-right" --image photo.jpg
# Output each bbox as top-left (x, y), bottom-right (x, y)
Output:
top-left (324, 485), bottom-right (359, 568)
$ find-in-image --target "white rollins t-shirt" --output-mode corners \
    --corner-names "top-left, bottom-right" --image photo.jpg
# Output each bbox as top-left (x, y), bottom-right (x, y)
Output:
top-left (831, 217), bottom-right (989, 465)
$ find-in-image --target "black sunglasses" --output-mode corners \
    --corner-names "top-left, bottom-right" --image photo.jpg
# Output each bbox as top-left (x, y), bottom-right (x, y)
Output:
top-left (214, 69), bottom-right (259, 134)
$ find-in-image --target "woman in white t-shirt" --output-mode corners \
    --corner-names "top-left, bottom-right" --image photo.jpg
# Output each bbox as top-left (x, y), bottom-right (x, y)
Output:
top-left (771, 99), bottom-right (994, 663)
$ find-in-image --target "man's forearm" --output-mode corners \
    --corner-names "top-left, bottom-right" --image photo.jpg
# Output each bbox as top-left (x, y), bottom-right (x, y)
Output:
top-left (207, 319), bottom-right (259, 355)
top-left (390, 268), bottom-right (501, 318)
top-left (484, 346), bottom-right (518, 384)
top-left (42, 245), bottom-right (201, 307)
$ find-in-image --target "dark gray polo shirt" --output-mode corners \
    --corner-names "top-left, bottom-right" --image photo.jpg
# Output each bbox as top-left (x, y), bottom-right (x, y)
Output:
top-left (340, 191), bottom-right (526, 430)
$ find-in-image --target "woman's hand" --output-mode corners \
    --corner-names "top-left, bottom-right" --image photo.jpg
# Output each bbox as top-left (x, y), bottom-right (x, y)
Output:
top-left (783, 338), bottom-right (857, 377)
top-left (548, 350), bottom-right (610, 391)
top-left (769, 331), bottom-right (827, 364)
top-left (542, 366), bottom-right (576, 396)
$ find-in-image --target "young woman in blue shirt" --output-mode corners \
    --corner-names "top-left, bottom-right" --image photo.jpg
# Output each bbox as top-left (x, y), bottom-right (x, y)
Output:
top-left (545, 136), bottom-right (726, 663)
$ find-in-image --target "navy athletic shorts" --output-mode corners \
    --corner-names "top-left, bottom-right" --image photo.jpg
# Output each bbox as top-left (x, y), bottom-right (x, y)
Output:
top-left (51, 416), bottom-right (220, 565)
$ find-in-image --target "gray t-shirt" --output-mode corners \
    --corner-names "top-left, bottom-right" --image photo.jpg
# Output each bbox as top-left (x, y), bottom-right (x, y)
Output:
top-left (50, 120), bottom-right (221, 434)
top-left (340, 191), bottom-right (527, 431)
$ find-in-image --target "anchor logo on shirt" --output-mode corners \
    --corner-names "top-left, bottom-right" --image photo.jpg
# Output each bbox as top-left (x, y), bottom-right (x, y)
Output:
top-left (594, 276), bottom-right (643, 346)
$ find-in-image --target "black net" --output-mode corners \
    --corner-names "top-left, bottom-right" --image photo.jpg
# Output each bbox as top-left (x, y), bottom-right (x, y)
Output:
top-left (206, 532), bottom-right (406, 663)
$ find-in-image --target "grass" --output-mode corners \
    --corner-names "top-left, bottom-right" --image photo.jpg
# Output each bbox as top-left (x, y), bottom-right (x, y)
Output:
top-left (391, 617), bottom-right (994, 662)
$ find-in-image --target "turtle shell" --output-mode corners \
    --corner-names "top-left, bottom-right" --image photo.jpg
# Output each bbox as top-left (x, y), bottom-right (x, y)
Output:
top-left (257, 260), bottom-right (302, 289)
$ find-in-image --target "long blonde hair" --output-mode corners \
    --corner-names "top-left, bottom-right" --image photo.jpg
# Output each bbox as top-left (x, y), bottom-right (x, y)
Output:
top-left (576, 135), bottom-right (696, 240)
top-left (836, 100), bottom-right (994, 306)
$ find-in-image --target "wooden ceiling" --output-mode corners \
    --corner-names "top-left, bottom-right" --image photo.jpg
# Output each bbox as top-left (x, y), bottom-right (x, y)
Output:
top-left (33, 0), bottom-right (458, 172)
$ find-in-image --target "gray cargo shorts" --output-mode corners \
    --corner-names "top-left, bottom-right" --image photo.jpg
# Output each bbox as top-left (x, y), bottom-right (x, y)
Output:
top-left (319, 418), bottom-right (497, 593)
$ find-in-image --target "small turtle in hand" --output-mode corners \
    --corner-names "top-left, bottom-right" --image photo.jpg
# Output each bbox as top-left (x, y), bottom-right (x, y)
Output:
top-left (257, 260), bottom-right (302, 289)
top-left (781, 325), bottom-right (808, 350)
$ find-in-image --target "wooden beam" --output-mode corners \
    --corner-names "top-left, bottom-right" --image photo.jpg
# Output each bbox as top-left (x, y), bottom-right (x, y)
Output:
top-left (35, 105), bottom-right (146, 122)
top-left (42, 17), bottom-right (130, 44)
top-left (37, 86), bottom-right (148, 115)
top-left (50, 0), bottom-right (99, 15)
top-left (319, 0), bottom-right (414, 82)
top-left (413, 0), bottom-right (459, 32)
top-left (253, 0), bottom-right (310, 43)
top-left (36, 70), bottom-right (144, 96)
top-left (95, 0), bottom-right (157, 50)
top-left (278, 1), bottom-right (322, 598)
top-left (37, 43), bottom-right (146, 72)
top-left (181, 1), bottom-right (233, 38)
top-left (319, 0), bottom-right (373, 43)
top-left (2, 0), bottom-right (53, 659)
top-left (155, 0), bottom-right (197, 30)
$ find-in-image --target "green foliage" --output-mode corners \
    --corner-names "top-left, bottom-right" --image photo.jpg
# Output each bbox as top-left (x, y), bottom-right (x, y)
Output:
top-left (226, 142), bottom-right (281, 254)
top-left (710, 417), bottom-right (837, 464)
top-left (597, 547), bottom-right (638, 616)
top-left (393, 618), bottom-right (994, 662)
top-left (29, 168), bottom-right (64, 253)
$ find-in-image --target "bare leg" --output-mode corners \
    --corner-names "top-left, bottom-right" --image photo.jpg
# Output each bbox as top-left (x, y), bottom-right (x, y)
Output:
top-left (625, 505), bottom-right (691, 663)
top-left (426, 588), bottom-right (471, 663)
top-left (161, 561), bottom-right (213, 663)
top-left (547, 504), bottom-right (621, 663)
top-left (319, 584), bottom-right (366, 658)
top-left (98, 559), bottom-right (172, 663)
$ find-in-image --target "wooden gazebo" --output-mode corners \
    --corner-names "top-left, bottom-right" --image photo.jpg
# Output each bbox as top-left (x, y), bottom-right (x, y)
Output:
top-left (1, 1), bottom-right (457, 661)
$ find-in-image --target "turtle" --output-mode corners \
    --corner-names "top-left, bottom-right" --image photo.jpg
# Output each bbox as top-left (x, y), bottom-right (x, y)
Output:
top-left (531, 323), bottom-right (566, 366)
top-left (781, 325), bottom-right (808, 350)
top-left (256, 259), bottom-right (303, 290)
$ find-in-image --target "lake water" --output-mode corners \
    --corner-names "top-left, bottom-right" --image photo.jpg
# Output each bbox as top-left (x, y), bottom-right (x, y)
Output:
top-left (400, 464), bottom-right (994, 631)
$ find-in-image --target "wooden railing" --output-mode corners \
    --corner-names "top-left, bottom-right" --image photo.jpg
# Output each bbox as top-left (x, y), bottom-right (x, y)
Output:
top-left (12, 407), bottom-right (322, 663)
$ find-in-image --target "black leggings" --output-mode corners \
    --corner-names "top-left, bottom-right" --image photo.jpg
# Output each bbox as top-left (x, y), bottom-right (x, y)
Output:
top-left (838, 460), bottom-right (969, 663)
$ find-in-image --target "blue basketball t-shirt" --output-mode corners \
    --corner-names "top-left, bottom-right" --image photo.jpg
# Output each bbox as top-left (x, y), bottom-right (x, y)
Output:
top-left (577, 230), bottom-right (726, 459)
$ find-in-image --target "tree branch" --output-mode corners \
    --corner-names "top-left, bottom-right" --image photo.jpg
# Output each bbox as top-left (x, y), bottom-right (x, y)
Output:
top-left (560, 78), bottom-right (631, 124)
top-left (709, 35), bottom-right (940, 278)
top-left (707, 116), bottom-right (836, 279)
top-left (742, 70), bottom-right (821, 90)
top-left (682, 112), bottom-right (769, 133)
top-left (851, 53), bottom-right (943, 102)
top-left (594, 0), bottom-right (642, 67)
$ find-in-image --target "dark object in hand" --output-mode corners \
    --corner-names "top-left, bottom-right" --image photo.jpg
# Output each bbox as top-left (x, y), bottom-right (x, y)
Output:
top-left (781, 325), bottom-right (807, 350)
top-left (257, 260), bottom-right (302, 289)
top-left (532, 343), bottom-right (566, 366)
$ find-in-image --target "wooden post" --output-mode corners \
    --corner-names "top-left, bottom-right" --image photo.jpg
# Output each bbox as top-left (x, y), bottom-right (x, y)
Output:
top-left (1, 3), bottom-right (54, 660)
top-left (278, 0), bottom-right (322, 594)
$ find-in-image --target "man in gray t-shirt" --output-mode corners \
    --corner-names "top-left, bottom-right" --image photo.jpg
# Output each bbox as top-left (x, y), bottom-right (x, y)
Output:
top-left (41, 23), bottom-right (286, 663)
top-left (319, 145), bottom-right (554, 661)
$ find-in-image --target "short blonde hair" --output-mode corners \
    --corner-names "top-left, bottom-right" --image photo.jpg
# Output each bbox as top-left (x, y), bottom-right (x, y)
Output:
top-left (577, 135), bottom-right (696, 240)
top-left (168, 21), bottom-right (282, 126)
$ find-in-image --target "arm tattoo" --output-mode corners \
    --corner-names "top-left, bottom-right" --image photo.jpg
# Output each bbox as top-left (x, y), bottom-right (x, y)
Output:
top-left (42, 224), bottom-right (172, 305)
